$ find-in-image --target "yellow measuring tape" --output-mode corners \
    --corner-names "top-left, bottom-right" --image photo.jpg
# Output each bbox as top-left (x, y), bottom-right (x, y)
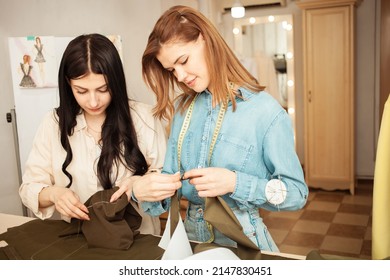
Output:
top-left (177, 86), bottom-right (231, 243)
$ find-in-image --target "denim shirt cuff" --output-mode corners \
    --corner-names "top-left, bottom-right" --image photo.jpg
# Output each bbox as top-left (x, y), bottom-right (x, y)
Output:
top-left (230, 171), bottom-right (250, 207)
top-left (140, 199), bottom-right (170, 217)
top-left (230, 171), bottom-right (266, 208)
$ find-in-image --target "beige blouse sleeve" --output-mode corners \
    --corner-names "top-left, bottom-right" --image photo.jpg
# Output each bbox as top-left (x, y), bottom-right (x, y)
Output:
top-left (19, 111), bottom-right (57, 219)
top-left (129, 101), bottom-right (167, 172)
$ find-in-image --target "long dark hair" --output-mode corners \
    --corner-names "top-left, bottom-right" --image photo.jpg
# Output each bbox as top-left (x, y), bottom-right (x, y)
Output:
top-left (57, 33), bottom-right (148, 189)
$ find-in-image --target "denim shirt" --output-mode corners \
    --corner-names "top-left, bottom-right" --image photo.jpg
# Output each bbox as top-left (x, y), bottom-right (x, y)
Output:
top-left (141, 88), bottom-right (308, 252)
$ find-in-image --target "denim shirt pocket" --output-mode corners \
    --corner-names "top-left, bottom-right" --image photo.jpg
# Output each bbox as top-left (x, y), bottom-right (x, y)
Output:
top-left (211, 133), bottom-right (256, 171)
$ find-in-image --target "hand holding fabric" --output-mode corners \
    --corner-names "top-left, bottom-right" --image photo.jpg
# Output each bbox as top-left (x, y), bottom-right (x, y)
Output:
top-left (131, 172), bottom-right (181, 202)
top-left (39, 186), bottom-right (90, 220)
top-left (110, 176), bottom-right (134, 203)
top-left (183, 167), bottom-right (236, 197)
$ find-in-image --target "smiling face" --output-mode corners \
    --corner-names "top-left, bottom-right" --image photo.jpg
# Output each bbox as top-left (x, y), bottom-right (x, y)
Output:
top-left (69, 73), bottom-right (112, 119)
top-left (156, 34), bottom-right (211, 93)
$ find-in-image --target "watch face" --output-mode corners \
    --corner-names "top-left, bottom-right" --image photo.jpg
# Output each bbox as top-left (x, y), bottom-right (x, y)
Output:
top-left (265, 179), bottom-right (287, 205)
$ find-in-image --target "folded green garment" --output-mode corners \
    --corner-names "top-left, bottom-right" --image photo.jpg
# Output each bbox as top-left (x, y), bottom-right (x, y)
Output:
top-left (0, 218), bottom-right (164, 260)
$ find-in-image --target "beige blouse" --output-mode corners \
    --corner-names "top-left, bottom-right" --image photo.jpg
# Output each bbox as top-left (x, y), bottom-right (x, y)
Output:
top-left (19, 100), bottom-right (167, 235)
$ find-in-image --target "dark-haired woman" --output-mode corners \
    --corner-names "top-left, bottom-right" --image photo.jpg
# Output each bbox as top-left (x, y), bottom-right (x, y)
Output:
top-left (19, 34), bottom-right (179, 235)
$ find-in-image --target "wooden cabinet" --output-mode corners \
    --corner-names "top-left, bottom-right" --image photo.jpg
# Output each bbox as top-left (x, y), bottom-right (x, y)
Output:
top-left (298, 0), bottom-right (360, 194)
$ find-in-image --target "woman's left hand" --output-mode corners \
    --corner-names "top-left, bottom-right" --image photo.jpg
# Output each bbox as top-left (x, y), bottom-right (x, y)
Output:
top-left (183, 167), bottom-right (236, 197)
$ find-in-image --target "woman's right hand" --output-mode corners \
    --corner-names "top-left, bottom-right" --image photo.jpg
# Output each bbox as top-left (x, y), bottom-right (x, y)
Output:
top-left (39, 187), bottom-right (90, 221)
top-left (132, 172), bottom-right (181, 202)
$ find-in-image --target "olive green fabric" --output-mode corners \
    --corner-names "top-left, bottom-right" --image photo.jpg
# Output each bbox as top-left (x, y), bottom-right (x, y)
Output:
top-left (203, 196), bottom-right (261, 260)
top-left (81, 187), bottom-right (142, 250)
top-left (58, 187), bottom-right (142, 250)
top-left (0, 245), bottom-right (22, 260)
top-left (0, 188), bottom-right (164, 260)
top-left (169, 192), bottom-right (261, 260)
top-left (0, 219), bottom-right (164, 260)
top-left (170, 191), bottom-right (180, 237)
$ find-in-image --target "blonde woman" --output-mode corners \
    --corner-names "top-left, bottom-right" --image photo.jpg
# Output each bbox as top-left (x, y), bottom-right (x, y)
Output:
top-left (138, 6), bottom-right (308, 252)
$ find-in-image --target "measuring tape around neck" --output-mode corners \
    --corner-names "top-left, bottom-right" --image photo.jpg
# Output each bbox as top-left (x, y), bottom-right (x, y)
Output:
top-left (177, 93), bottom-right (229, 173)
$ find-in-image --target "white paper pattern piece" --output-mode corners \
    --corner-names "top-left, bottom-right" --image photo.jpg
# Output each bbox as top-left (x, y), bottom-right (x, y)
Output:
top-left (159, 210), bottom-right (240, 260)
top-left (158, 211), bottom-right (172, 250)
top-left (159, 211), bottom-right (193, 260)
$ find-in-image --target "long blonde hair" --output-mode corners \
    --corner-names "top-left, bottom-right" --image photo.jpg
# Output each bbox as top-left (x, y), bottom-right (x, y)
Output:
top-left (142, 5), bottom-right (264, 122)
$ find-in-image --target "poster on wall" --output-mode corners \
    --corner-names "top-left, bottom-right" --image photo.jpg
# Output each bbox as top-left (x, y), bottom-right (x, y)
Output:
top-left (10, 36), bottom-right (58, 88)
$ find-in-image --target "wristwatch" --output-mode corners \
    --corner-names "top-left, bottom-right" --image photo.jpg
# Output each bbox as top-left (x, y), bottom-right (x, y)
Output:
top-left (265, 179), bottom-right (287, 205)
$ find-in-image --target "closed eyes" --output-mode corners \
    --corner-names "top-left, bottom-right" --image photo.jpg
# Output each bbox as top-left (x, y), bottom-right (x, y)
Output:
top-left (74, 85), bottom-right (108, 94)
top-left (166, 56), bottom-right (189, 72)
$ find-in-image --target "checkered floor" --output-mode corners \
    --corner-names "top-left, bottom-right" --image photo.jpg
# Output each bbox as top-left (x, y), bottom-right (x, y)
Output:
top-left (160, 179), bottom-right (373, 259)
top-left (262, 179), bottom-right (373, 259)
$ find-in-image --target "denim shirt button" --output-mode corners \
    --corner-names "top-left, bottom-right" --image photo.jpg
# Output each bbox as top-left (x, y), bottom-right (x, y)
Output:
top-left (197, 208), bottom-right (203, 214)
top-left (202, 136), bottom-right (206, 141)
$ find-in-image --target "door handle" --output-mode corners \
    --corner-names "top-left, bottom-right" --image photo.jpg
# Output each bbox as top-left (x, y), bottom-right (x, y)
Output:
top-left (6, 112), bottom-right (12, 123)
